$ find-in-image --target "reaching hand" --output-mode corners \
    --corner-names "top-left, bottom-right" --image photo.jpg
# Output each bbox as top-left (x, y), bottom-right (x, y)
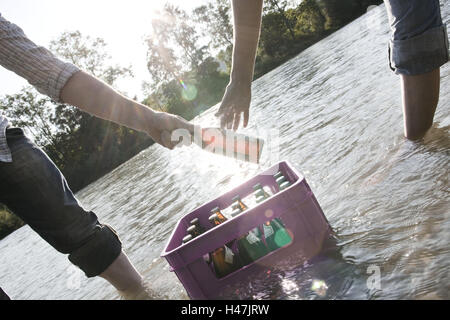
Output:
top-left (146, 111), bottom-right (195, 150)
top-left (215, 81), bottom-right (251, 130)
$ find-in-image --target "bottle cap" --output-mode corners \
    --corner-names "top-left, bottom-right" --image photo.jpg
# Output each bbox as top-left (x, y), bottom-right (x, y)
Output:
top-left (254, 188), bottom-right (265, 198)
top-left (279, 181), bottom-right (291, 190)
top-left (182, 234), bottom-right (193, 243)
top-left (210, 207), bottom-right (220, 213)
top-left (276, 176), bottom-right (286, 185)
top-left (186, 225), bottom-right (197, 234)
top-left (190, 218), bottom-right (199, 225)
top-left (231, 195), bottom-right (241, 203)
top-left (273, 171), bottom-right (283, 179)
top-left (253, 183), bottom-right (263, 191)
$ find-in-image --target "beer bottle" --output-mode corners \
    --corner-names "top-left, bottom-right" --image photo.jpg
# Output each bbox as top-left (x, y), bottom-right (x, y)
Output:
top-left (273, 171), bottom-right (283, 179)
top-left (186, 225), bottom-right (201, 237)
top-left (253, 183), bottom-right (263, 197)
top-left (275, 175), bottom-right (286, 185)
top-left (273, 171), bottom-right (292, 191)
top-left (262, 219), bottom-right (292, 251)
top-left (253, 183), bottom-right (292, 250)
top-left (208, 212), bottom-right (240, 278)
top-left (210, 207), bottom-right (227, 223)
top-left (185, 220), bottom-right (212, 264)
top-left (182, 234), bottom-right (193, 244)
top-left (279, 180), bottom-right (291, 190)
top-left (231, 195), bottom-right (247, 212)
top-left (194, 127), bottom-right (264, 164)
top-left (230, 206), bottom-right (269, 265)
top-left (189, 217), bottom-right (205, 233)
top-left (253, 183), bottom-right (271, 202)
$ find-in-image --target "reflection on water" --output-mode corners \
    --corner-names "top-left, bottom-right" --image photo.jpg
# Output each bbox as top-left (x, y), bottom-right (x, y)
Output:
top-left (0, 3), bottom-right (449, 299)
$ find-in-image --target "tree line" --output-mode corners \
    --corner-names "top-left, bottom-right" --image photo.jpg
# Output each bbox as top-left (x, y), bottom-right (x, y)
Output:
top-left (0, 0), bottom-right (382, 239)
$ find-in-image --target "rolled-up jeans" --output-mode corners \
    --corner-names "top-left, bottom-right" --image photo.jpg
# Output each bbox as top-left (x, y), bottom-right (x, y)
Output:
top-left (0, 127), bottom-right (122, 277)
top-left (384, 0), bottom-right (449, 75)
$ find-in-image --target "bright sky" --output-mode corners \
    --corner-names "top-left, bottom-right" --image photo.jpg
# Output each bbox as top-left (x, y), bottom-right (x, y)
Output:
top-left (0, 0), bottom-right (209, 100)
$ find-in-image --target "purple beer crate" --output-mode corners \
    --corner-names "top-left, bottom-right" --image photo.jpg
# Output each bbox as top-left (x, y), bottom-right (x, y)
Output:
top-left (161, 161), bottom-right (332, 299)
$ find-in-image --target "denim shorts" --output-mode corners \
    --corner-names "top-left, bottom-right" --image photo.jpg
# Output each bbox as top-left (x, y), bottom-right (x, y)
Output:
top-left (384, 0), bottom-right (449, 75)
top-left (0, 127), bottom-right (122, 277)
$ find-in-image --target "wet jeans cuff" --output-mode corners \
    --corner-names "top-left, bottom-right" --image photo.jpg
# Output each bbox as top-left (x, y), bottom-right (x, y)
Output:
top-left (68, 224), bottom-right (122, 278)
top-left (389, 24), bottom-right (449, 75)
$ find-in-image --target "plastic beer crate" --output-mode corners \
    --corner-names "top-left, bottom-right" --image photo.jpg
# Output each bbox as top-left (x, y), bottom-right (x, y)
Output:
top-left (161, 161), bottom-right (332, 299)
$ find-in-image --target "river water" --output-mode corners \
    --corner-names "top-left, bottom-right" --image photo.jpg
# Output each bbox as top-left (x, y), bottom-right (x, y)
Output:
top-left (1, 3), bottom-right (449, 300)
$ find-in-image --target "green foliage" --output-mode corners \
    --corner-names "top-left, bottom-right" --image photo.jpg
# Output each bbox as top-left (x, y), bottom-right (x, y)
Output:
top-left (143, 0), bottom-right (383, 104)
top-left (146, 4), bottom-right (208, 87)
top-left (50, 31), bottom-right (133, 83)
top-left (0, 205), bottom-right (24, 240)
top-left (143, 57), bottom-right (228, 121)
top-left (144, 4), bottom-right (229, 121)
top-left (254, 0), bottom-right (382, 77)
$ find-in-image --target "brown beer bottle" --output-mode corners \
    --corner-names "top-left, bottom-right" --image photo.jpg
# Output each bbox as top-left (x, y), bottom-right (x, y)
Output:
top-left (208, 212), bottom-right (240, 278)
top-left (231, 195), bottom-right (248, 212)
top-left (210, 207), bottom-right (227, 224)
top-left (193, 127), bottom-right (264, 164)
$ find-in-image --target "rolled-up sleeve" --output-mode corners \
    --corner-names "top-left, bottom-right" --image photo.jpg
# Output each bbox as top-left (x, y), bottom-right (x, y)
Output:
top-left (0, 13), bottom-right (80, 102)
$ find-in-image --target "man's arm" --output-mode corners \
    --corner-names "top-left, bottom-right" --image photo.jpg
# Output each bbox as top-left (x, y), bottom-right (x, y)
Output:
top-left (215, 0), bottom-right (263, 130)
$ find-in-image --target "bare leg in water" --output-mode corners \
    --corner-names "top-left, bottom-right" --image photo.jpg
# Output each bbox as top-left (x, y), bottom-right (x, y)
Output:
top-left (100, 251), bottom-right (153, 299)
top-left (362, 67), bottom-right (442, 187)
top-left (400, 68), bottom-right (440, 141)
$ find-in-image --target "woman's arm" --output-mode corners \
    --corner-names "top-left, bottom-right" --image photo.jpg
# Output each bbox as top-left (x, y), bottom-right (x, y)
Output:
top-left (215, 0), bottom-right (263, 130)
top-left (60, 71), bottom-right (194, 149)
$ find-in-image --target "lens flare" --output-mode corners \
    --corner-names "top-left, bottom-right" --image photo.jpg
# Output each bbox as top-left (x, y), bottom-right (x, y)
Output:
top-left (264, 209), bottom-right (274, 219)
top-left (179, 79), bottom-right (197, 101)
top-left (179, 79), bottom-right (187, 90)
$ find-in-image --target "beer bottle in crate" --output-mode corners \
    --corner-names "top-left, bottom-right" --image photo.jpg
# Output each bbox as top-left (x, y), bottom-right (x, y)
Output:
top-left (231, 195), bottom-right (247, 212)
top-left (208, 212), bottom-right (240, 278)
top-left (253, 183), bottom-right (292, 251)
top-left (184, 221), bottom-right (211, 264)
top-left (253, 183), bottom-right (271, 200)
top-left (279, 180), bottom-right (291, 190)
top-left (210, 206), bottom-right (227, 223)
top-left (230, 206), bottom-right (269, 265)
top-left (182, 234), bottom-right (193, 244)
top-left (262, 219), bottom-right (292, 251)
top-left (273, 171), bottom-right (283, 179)
top-left (273, 172), bottom-right (292, 191)
top-left (186, 225), bottom-right (201, 237)
top-left (189, 217), bottom-right (205, 233)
